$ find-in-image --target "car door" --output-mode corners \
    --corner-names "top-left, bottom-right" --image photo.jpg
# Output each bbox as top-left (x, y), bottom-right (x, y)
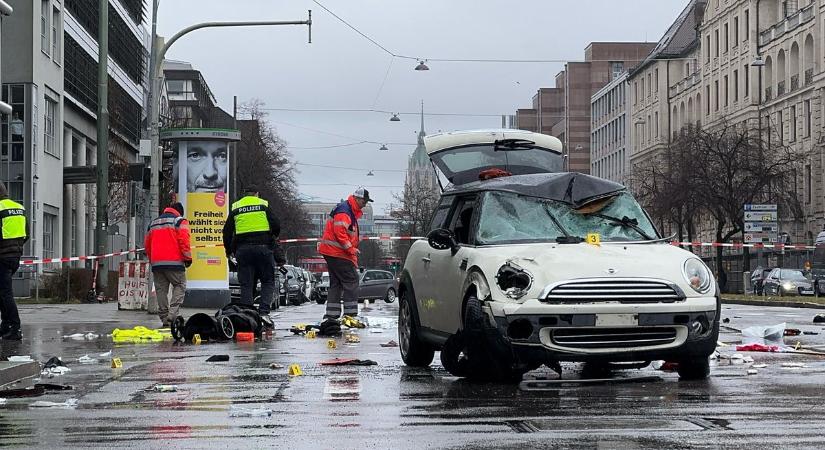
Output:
top-left (765, 269), bottom-right (780, 295)
top-left (409, 196), bottom-right (454, 330)
top-left (427, 195), bottom-right (479, 334)
top-left (358, 270), bottom-right (380, 299)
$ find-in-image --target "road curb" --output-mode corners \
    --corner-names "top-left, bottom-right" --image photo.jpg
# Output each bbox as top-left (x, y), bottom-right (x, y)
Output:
top-left (0, 361), bottom-right (40, 388)
top-left (722, 298), bottom-right (825, 310)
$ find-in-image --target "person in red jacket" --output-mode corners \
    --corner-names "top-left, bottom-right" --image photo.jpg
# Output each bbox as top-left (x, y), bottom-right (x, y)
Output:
top-left (318, 188), bottom-right (373, 322)
top-left (145, 202), bottom-right (192, 326)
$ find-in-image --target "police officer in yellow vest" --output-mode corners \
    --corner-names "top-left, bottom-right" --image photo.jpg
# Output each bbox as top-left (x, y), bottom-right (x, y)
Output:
top-left (222, 186), bottom-right (285, 322)
top-left (0, 182), bottom-right (28, 341)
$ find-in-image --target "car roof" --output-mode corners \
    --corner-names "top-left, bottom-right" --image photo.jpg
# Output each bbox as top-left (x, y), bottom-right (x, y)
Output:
top-left (424, 129), bottom-right (563, 155)
top-left (443, 172), bottom-right (626, 207)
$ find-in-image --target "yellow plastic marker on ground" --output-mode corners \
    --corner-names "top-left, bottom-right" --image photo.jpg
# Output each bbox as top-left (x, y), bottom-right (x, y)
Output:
top-left (288, 364), bottom-right (303, 376)
top-left (192, 334), bottom-right (202, 345)
top-left (111, 358), bottom-right (123, 369)
top-left (345, 334), bottom-right (361, 344)
top-left (327, 339), bottom-right (337, 349)
top-left (306, 330), bottom-right (317, 339)
top-left (586, 233), bottom-right (601, 246)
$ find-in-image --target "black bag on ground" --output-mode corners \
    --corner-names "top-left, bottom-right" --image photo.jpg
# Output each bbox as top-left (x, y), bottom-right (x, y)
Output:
top-left (172, 303), bottom-right (263, 342)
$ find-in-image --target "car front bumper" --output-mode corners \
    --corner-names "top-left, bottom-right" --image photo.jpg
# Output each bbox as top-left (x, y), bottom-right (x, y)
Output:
top-left (487, 296), bottom-right (719, 363)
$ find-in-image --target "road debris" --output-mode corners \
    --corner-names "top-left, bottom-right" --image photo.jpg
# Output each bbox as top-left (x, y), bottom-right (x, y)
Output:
top-left (342, 316), bottom-right (366, 329)
top-left (319, 358), bottom-right (377, 366)
top-left (784, 328), bottom-right (802, 336)
top-left (319, 319), bottom-right (342, 337)
top-left (0, 386), bottom-right (45, 398)
top-left (229, 405), bottom-right (272, 417)
top-left (111, 326), bottom-right (171, 343)
top-left (148, 384), bottom-right (178, 392)
top-left (781, 362), bottom-right (807, 368)
top-left (747, 369), bottom-right (758, 375)
top-left (742, 323), bottom-right (787, 348)
top-left (752, 364), bottom-right (768, 369)
top-left (62, 333), bottom-right (100, 341)
top-left (98, 351), bottom-right (112, 358)
top-left (813, 314), bottom-right (825, 324)
top-left (34, 383), bottom-right (73, 391)
top-left (206, 355), bottom-right (229, 362)
top-left (41, 357), bottom-right (70, 377)
top-left (269, 363), bottom-right (284, 370)
top-left (363, 316), bottom-right (397, 329)
top-left (380, 340), bottom-right (399, 348)
top-left (78, 355), bottom-right (99, 364)
top-left (30, 399), bottom-right (78, 409)
top-left (736, 343), bottom-right (781, 352)
top-left (7, 356), bottom-right (34, 362)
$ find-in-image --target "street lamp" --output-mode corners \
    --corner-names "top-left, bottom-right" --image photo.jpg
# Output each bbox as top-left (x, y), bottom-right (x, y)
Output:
top-left (379, 144), bottom-right (388, 151)
top-left (415, 60), bottom-right (430, 71)
top-left (147, 5), bottom-right (312, 219)
top-left (389, 113), bottom-right (400, 122)
top-left (367, 170), bottom-right (375, 176)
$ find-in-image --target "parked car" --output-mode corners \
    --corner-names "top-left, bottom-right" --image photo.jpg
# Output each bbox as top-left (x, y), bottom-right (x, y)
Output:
top-left (750, 267), bottom-right (773, 295)
top-left (762, 268), bottom-right (814, 296)
top-left (283, 265), bottom-right (307, 305)
top-left (357, 269), bottom-right (398, 303)
top-left (397, 129), bottom-right (720, 382)
top-left (301, 268), bottom-right (314, 301)
top-left (315, 272), bottom-right (330, 304)
top-left (229, 271), bottom-right (286, 310)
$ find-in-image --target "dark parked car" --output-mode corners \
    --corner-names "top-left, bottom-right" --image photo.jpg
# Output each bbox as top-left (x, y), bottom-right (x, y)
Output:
top-left (762, 268), bottom-right (814, 297)
top-left (229, 271), bottom-right (286, 309)
top-left (750, 267), bottom-right (773, 295)
top-left (357, 269), bottom-right (398, 303)
top-left (283, 265), bottom-right (307, 305)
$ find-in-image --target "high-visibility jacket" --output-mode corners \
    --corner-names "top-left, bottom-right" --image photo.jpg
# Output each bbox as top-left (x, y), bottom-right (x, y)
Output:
top-left (222, 196), bottom-right (284, 259)
top-left (318, 195), bottom-right (362, 265)
top-left (145, 207), bottom-right (192, 271)
top-left (0, 198), bottom-right (28, 259)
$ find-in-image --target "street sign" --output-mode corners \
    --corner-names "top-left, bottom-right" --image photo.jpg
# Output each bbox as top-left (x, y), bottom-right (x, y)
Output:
top-left (744, 204), bottom-right (778, 211)
top-left (745, 232), bottom-right (778, 243)
top-left (744, 211), bottom-right (778, 222)
top-left (745, 222), bottom-right (778, 232)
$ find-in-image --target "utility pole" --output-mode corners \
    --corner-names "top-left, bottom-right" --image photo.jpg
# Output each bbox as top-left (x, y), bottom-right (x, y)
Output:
top-left (148, 12), bottom-right (312, 222)
top-left (95, 0), bottom-right (109, 290)
top-left (232, 95), bottom-right (238, 202)
top-left (147, 0), bottom-right (160, 218)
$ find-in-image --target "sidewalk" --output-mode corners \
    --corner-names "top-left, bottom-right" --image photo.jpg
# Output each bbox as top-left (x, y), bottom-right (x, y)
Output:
top-left (722, 297), bottom-right (825, 310)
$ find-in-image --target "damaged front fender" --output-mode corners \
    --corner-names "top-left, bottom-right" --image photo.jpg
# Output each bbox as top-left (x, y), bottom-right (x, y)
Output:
top-left (463, 270), bottom-right (492, 302)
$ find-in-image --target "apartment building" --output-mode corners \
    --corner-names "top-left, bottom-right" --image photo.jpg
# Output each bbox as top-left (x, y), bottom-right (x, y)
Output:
top-left (590, 71), bottom-right (631, 183)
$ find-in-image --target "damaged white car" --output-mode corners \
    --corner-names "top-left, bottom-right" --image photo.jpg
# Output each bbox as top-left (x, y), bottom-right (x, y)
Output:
top-left (397, 129), bottom-right (720, 382)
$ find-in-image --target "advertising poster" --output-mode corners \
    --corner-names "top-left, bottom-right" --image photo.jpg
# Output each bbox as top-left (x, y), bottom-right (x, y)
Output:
top-left (174, 140), bottom-right (229, 289)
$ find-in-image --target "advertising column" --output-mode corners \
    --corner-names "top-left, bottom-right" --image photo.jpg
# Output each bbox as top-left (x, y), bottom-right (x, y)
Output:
top-left (162, 129), bottom-right (240, 308)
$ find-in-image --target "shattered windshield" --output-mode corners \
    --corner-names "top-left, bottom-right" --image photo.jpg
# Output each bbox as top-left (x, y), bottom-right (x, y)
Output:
top-left (476, 191), bottom-right (658, 244)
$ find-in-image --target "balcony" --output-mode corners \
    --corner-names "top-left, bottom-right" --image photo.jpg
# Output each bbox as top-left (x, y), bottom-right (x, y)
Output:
top-left (778, 81), bottom-right (786, 97)
top-left (668, 71), bottom-right (701, 97)
top-left (805, 68), bottom-right (814, 86)
top-left (791, 74), bottom-right (799, 91)
top-left (759, 4), bottom-right (815, 46)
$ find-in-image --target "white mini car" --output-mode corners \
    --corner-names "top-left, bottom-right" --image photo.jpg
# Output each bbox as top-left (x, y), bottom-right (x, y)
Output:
top-left (398, 129), bottom-right (719, 382)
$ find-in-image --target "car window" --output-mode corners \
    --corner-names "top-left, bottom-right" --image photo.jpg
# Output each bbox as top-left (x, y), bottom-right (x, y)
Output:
top-left (429, 197), bottom-right (453, 232)
top-left (378, 271), bottom-right (392, 280)
top-left (476, 191), bottom-right (657, 244)
top-left (363, 271), bottom-right (375, 281)
top-left (448, 197), bottom-right (478, 245)
top-left (780, 269), bottom-right (808, 281)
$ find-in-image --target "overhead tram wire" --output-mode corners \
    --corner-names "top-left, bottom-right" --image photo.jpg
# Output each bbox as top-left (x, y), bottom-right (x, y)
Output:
top-left (312, 0), bottom-right (700, 65)
top-left (296, 162), bottom-right (407, 173)
top-left (265, 107), bottom-right (596, 120)
top-left (270, 120), bottom-right (417, 146)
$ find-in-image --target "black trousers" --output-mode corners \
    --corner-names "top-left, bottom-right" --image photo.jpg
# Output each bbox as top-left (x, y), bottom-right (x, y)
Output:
top-left (0, 257), bottom-right (20, 329)
top-left (236, 245), bottom-right (275, 315)
top-left (323, 255), bottom-right (359, 319)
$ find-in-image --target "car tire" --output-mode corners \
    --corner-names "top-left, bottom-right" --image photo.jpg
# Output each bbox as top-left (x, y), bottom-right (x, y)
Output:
top-left (384, 288), bottom-right (397, 304)
top-left (399, 289), bottom-right (435, 367)
top-left (459, 296), bottom-right (527, 383)
top-left (316, 295), bottom-right (326, 305)
top-left (676, 357), bottom-right (710, 380)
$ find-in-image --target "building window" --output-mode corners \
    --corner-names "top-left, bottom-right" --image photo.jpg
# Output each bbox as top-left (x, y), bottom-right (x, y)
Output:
top-left (706, 36), bottom-right (711, 62)
top-left (778, 110), bottom-right (784, 142)
top-left (51, 7), bottom-right (60, 63)
top-left (655, 69), bottom-right (659, 93)
top-left (790, 105), bottom-right (797, 142)
top-left (647, 74), bottom-right (651, 96)
top-left (806, 164), bottom-right (812, 204)
top-left (805, 99), bottom-right (812, 137)
top-left (634, 82), bottom-right (638, 104)
top-left (714, 29), bottom-right (719, 57)
top-left (724, 76), bottom-right (729, 107)
top-left (44, 96), bottom-right (58, 157)
top-left (744, 10), bottom-right (750, 41)
top-left (715, 80), bottom-right (720, 111)
top-left (71, 210), bottom-right (77, 256)
top-left (733, 70), bottom-right (739, 102)
top-left (655, 111), bottom-right (659, 138)
top-left (610, 61), bottom-right (624, 79)
top-left (724, 23), bottom-right (729, 53)
top-left (706, 86), bottom-right (711, 115)
top-left (40, 0), bottom-right (50, 56)
top-left (734, 17), bottom-right (739, 45)
top-left (43, 212), bottom-right (56, 260)
top-left (744, 64), bottom-right (750, 97)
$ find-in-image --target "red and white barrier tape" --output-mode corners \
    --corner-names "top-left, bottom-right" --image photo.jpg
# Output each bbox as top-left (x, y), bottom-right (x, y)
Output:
top-left (20, 236), bottom-right (427, 266)
top-left (21, 236), bottom-right (817, 266)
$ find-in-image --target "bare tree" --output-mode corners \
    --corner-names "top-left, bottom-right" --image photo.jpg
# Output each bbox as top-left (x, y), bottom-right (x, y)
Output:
top-left (358, 239), bottom-right (384, 269)
top-left (389, 181), bottom-right (439, 263)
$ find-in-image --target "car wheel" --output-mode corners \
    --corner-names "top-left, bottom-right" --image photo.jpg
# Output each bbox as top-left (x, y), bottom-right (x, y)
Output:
top-left (316, 295), bottom-right (326, 305)
top-left (398, 289), bottom-right (435, 367)
top-left (676, 357), bottom-right (710, 380)
top-left (456, 296), bottom-right (526, 383)
top-left (384, 288), bottom-right (397, 304)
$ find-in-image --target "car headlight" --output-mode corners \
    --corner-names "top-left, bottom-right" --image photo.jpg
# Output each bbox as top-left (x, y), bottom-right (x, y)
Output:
top-left (782, 282), bottom-right (794, 291)
top-left (683, 258), bottom-right (712, 294)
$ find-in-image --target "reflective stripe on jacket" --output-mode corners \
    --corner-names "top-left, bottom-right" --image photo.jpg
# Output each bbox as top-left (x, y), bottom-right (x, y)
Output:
top-left (318, 195), bottom-right (362, 265)
top-left (0, 198), bottom-right (26, 240)
top-left (231, 196), bottom-right (271, 235)
top-left (145, 207), bottom-right (192, 271)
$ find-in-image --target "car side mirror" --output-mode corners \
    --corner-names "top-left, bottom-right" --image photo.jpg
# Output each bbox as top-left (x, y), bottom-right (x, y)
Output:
top-left (428, 228), bottom-right (459, 254)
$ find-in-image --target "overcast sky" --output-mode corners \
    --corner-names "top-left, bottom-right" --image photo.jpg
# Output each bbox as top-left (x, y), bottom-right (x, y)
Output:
top-left (157, 0), bottom-right (686, 216)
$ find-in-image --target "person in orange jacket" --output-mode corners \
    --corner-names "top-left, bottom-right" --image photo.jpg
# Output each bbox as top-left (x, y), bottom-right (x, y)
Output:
top-left (145, 202), bottom-right (192, 326)
top-left (318, 188), bottom-right (373, 322)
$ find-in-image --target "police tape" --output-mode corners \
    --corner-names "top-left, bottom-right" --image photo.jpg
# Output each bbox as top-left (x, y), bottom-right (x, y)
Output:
top-left (21, 237), bottom-right (817, 266)
top-left (19, 236), bottom-right (427, 266)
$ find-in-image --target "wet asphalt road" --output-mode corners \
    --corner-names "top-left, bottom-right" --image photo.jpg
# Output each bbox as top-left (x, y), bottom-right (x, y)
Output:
top-left (1, 301), bottom-right (825, 449)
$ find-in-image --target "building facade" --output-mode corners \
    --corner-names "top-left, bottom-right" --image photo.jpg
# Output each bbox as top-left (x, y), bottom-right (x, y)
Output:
top-left (1, 0), bottom-right (149, 287)
top-left (590, 71), bottom-right (631, 183)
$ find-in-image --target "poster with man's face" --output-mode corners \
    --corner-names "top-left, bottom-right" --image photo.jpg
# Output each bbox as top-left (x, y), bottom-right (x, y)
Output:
top-left (172, 141), bottom-right (228, 193)
top-left (174, 140), bottom-right (230, 289)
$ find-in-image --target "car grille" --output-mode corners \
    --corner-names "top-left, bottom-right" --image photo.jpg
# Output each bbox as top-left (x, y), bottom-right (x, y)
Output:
top-left (545, 279), bottom-right (683, 304)
top-left (550, 327), bottom-right (678, 349)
